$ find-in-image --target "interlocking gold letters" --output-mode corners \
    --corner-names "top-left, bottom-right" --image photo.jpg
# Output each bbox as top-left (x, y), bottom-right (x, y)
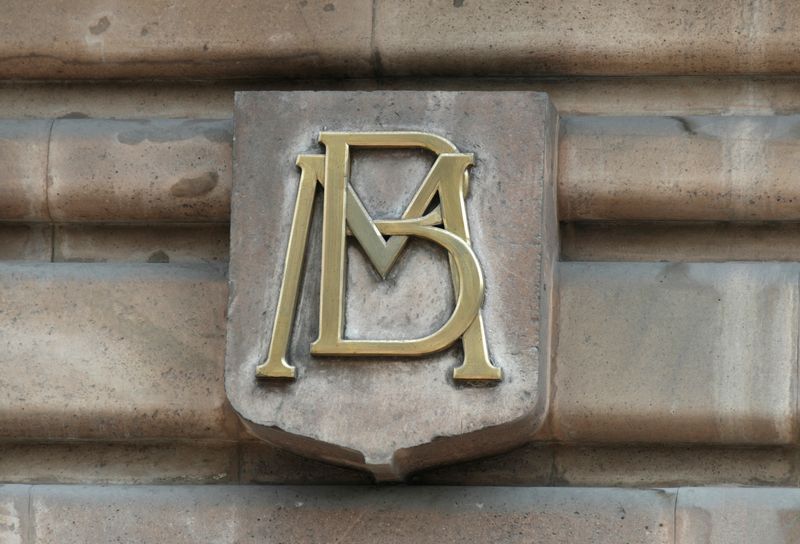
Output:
top-left (257, 132), bottom-right (501, 382)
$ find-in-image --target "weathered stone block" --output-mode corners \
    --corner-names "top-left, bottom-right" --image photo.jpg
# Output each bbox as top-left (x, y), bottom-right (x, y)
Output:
top-left (0, 263), bottom-right (236, 440)
top-left (48, 119), bottom-right (232, 222)
top-left (0, 120), bottom-right (50, 221)
top-left (0, 485), bottom-right (29, 544)
top-left (375, 1), bottom-right (800, 77)
top-left (26, 485), bottom-right (675, 543)
top-left (0, 0), bottom-right (372, 79)
top-left (554, 262), bottom-right (798, 445)
top-left (227, 91), bottom-right (558, 479)
top-left (676, 487), bottom-right (800, 544)
top-left (559, 116), bottom-right (800, 221)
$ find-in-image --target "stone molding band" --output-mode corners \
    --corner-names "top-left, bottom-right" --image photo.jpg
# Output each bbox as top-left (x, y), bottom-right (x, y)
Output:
top-left (2, 261), bottom-right (795, 447)
top-left (2, 484), bottom-right (799, 543)
top-left (1, 1), bottom-right (799, 80)
top-left (3, 116), bottom-right (800, 223)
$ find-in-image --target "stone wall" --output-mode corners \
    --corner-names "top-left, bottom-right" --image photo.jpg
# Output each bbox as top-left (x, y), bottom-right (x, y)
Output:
top-left (3, 0), bottom-right (800, 541)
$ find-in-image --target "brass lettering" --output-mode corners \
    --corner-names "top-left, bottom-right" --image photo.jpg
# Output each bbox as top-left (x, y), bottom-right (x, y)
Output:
top-left (256, 132), bottom-right (501, 382)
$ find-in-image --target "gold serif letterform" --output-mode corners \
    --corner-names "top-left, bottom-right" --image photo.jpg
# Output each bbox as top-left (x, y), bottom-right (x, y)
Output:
top-left (257, 132), bottom-right (501, 382)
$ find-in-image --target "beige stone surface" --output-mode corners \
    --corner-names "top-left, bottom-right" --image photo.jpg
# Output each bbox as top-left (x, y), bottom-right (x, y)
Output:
top-left (554, 446), bottom-right (793, 488)
top-left (4, 1), bottom-right (800, 79)
top-left (15, 483), bottom-right (800, 542)
top-left (6, 114), bottom-right (800, 224)
top-left (553, 262), bottom-right (798, 445)
top-left (228, 91), bottom-right (558, 479)
top-left (0, 225), bottom-right (52, 261)
top-left (24, 485), bottom-right (675, 543)
top-left (54, 224), bottom-right (229, 263)
top-left (0, 0), bottom-right (372, 79)
top-left (0, 120), bottom-right (50, 222)
top-left (0, 485), bottom-right (29, 544)
top-left (560, 115), bottom-right (800, 221)
top-left (0, 262), bottom-right (236, 440)
top-left (561, 222), bottom-right (800, 263)
top-left (375, 1), bottom-right (800, 77)
top-left (0, 442), bottom-right (237, 485)
top-left (47, 119), bottom-right (231, 222)
top-left (676, 487), bottom-right (800, 543)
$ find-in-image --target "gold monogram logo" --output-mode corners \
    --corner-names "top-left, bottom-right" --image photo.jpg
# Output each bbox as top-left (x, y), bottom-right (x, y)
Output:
top-left (258, 132), bottom-right (501, 382)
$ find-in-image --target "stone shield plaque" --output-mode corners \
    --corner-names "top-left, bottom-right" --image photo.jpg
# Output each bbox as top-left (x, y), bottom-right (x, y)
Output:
top-left (226, 91), bottom-right (558, 480)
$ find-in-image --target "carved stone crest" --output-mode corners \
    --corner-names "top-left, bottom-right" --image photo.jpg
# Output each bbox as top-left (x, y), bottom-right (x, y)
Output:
top-left (226, 91), bottom-right (558, 480)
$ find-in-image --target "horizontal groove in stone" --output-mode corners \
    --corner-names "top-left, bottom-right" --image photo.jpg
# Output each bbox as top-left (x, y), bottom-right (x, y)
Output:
top-left (0, 441), bottom-right (240, 485)
top-left (53, 224), bottom-right (230, 263)
top-left (0, 440), bottom-right (797, 487)
top-left (6, 116), bottom-right (800, 222)
top-left (0, 224), bottom-right (52, 261)
top-left (5, 78), bottom-right (800, 120)
top-left (561, 222), bottom-right (800, 262)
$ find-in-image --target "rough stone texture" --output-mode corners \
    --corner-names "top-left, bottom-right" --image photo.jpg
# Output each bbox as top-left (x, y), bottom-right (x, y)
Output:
top-left (554, 446), bottom-right (794, 488)
top-left (227, 91), bottom-right (557, 479)
top-left (554, 262), bottom-right (798, 445)
top-left (0, 0), bottom-right (372, 79)
top-left (7, 115), bottom-right (800, 224)
top-left (22, 485), bottom-right (675, 543)
top-left (5, 1), bottom-right (800, 79)
top-left (0, 120), bottom-right (50, 222)
top-left (54, 224), bottom-right (229, 263)
top-left (560, 115), bottom-right (800, 221)
top-left (676, 487), bottom-right (800, 543)
top-left (47, 119), bottom-right (231, 222)
top-left (239, 442), bottom-right (371, 484)
top-left (0, 485), bottom-right (29, 544)
top-left (375, 1), bottom-right (800, 77)
top-left (0, 262), bottom-right (237, 440)
top-left (0, 225), bottom-right (52, 261)
top-left (0, 442), bottom-right (237, 485)
top-left (561, 222), bottom-right (800, 263)
top-left (15, 483), bottom-right (800, 542)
